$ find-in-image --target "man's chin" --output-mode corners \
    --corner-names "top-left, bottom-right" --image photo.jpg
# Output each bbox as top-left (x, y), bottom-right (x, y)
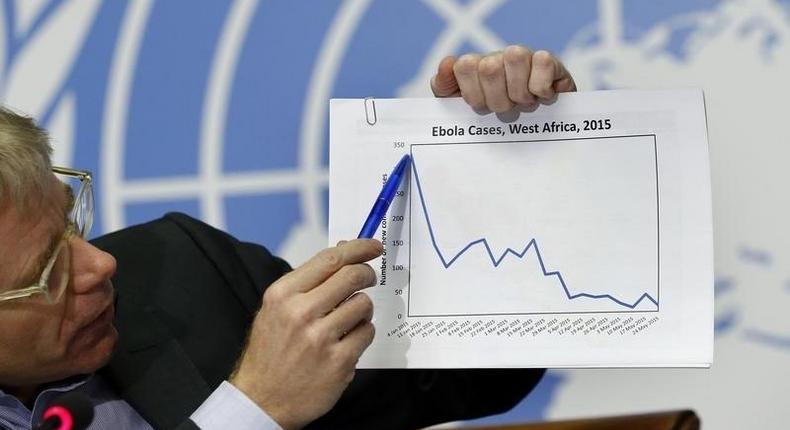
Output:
top-left (73, 324), bottom-right (119, 374)
top-left (13, 326), bottom-right (120, 389)
top-left (94, 324), bottom-right (119, 367)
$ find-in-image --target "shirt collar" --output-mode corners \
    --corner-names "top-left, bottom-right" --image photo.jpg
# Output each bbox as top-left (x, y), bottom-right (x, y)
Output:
top-left (0, 374), bottom-right (91, 412)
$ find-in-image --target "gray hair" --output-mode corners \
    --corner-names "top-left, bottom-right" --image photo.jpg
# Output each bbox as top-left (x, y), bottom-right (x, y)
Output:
top-left (0, 106), bottom-right (53, 212)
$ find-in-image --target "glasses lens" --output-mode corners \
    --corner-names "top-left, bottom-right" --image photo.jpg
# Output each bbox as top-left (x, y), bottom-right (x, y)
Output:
top-left (74, 181), bottom-right (94, 237)
top-left (55, 172), bottom-right (94, 238)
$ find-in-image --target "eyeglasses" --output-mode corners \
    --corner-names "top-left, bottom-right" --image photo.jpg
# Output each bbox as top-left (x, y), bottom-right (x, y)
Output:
top-left (0, 166), bottom-right (94, 304)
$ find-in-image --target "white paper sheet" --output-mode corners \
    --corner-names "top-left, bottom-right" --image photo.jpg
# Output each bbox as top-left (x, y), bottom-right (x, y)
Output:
top-left (329, 89), bottom-right (713, 368)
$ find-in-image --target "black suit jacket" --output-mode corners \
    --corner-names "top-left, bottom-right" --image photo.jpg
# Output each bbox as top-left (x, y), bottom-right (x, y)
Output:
top-left (92, 213), bottom-right (544, 430)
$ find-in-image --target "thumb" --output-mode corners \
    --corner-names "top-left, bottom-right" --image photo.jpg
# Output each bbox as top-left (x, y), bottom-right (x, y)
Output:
top-left (431, 56), bottom-right (460, 97)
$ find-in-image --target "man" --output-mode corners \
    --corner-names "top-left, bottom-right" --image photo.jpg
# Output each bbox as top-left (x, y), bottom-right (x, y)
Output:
top-left (0, 47), bottom-right (575, 429)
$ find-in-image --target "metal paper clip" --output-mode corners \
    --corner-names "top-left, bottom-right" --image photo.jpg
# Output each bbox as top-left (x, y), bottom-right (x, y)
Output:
top-left (364, 97), bottom-right (377, 125)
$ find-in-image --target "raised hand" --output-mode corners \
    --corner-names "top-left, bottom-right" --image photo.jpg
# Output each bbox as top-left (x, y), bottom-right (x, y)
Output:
top-left (431, 45), bottom-right (576, 113)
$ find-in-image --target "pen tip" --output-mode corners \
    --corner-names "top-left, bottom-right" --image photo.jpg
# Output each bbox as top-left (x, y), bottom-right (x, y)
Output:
top-left (396, 154), bottom-right (411, 173)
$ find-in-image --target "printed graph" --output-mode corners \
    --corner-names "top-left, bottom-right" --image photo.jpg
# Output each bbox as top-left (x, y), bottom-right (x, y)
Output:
top-left (407, 136), bottom-right (660, 317)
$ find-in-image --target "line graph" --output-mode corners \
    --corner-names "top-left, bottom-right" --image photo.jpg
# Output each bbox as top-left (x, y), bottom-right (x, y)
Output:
top-left (411, 156), bottom-right (658, 310)
top-left (406, 136), bottom-right (660, 317)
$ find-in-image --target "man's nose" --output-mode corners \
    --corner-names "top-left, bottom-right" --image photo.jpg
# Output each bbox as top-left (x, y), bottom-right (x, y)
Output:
top-left (69, 238), bottom-right (117, 294)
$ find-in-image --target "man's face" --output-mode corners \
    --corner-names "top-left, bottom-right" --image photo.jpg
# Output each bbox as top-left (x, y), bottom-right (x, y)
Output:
top-left (0, 174), bottom-right (118, 388)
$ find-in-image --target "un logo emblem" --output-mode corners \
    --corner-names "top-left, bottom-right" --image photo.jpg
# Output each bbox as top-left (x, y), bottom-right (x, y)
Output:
top-left (96, 0), bottom-right (597, 267)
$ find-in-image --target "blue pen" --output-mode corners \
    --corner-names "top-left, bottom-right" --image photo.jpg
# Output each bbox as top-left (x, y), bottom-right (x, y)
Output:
top-left (358, 154), bottom-right (411, 238)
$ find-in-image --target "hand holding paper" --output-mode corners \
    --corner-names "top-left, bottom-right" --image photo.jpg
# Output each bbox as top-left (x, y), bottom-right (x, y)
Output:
top-left (431, 46), bottom-right (576, 111)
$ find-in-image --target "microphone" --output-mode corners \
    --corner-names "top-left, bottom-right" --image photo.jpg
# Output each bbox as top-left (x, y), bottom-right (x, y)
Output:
top-left (34, 392), bottom-right (94, 430)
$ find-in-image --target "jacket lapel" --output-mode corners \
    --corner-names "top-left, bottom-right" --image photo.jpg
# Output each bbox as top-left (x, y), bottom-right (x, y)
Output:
top-left (101, 288), bottom-right (211, 430)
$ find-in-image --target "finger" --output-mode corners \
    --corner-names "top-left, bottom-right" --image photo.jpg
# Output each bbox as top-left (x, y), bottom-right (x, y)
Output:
top-left (320, 292), bottom-right (374, 340)
top-left (503, 45), bottom-right (536, 106)
top-left (553, 60), bottom-right (577, 93)
top-left (528, 50), bottom-right (563, 100)
top-left (280, 239), bottom-right (383, 293)
top-left (478, 52), bottom-right (513, 113)
top-left (453, 54), bottom-right (486, 110)
top-left (431, 56), bottom-right (460, 97)
top-left (336, 320), bottom-right (375, 363)
top-left (336, 240), bottom-right (348, 247)
top-left (305, 263), bottom-right (377, 314)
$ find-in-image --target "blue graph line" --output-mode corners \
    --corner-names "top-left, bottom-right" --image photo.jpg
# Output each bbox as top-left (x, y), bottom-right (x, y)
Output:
top-left (410, 155), bottom-right (659, 310)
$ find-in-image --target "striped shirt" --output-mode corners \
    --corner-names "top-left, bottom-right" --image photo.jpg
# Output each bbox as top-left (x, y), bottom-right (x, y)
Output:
top-left (0, 376), bottom-right (281, 430)
top-left (0, 375), bottom-right (152, 429)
